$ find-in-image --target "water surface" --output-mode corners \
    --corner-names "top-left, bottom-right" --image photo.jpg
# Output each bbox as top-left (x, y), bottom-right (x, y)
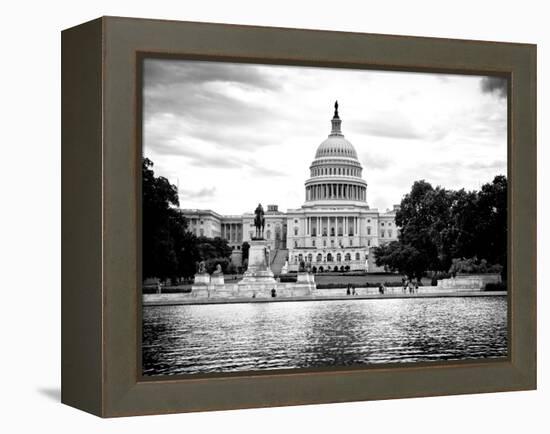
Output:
top-left (142, 297), bottom-right (507, 376)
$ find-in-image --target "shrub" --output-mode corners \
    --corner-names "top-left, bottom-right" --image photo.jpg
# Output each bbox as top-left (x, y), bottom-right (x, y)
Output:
top-left (205, 257), bottom-right (230, 274)
top-left (279, 275), bottom-right (297, 283)
top-left (485, 282), bottom-right (507, 291)
top-left (316, 283), bottom-right (348, 289)
top-left (142, 286), bottom-right (191, 294)
top-left (315, 281), bottom-right (406, 290)
top-left (449, 257), bottom-right (503, 275)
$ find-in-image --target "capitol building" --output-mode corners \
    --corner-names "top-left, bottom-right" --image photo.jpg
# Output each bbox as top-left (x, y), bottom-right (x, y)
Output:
top-left (181, 103), bottom-right (399, 273)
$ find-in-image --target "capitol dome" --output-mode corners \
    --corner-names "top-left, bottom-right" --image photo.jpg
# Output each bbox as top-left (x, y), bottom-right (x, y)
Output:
top-left (304, 102), bottom-right (368, 206)
top-left (315, 136), bottom-right (358, 159)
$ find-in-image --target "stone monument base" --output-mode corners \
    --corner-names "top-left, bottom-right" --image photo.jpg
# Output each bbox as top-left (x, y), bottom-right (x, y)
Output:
top-left (239, 239), bottom-right (276, 285)
top-left (210, 273), bottom-right (225, 285)
top-left (185, 239), bottom-right (317, 300)
top-left (189, 286), bottom-right (210, 298)
top-left (191, 272), bottom-right (211, 295)
top-left (193, 272), bottom-right (210, 285)
top-left (437, 273), bottom-right (501, 291)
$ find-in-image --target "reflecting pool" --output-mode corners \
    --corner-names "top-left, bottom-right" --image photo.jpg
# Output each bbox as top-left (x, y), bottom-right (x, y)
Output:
top-left (142, 296), bottom-right (507, 376)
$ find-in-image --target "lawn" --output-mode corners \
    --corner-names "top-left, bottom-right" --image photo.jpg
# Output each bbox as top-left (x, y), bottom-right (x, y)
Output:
top-left (314, 273), bottom-right (405, 286)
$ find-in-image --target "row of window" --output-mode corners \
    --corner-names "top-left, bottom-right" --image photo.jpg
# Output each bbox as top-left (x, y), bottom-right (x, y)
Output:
top-left (293, 227), bottom-right (393, 237)
top-left (242, 219), bottom-right (390, 228)
top-left (294, 239), bottom-right (376, 248)
top-left (294, 252), bottom-right (363, 263)
top-left (294, 238), bottom-right (356, 248)
top-left (311, 166), bottom-right (360, 177)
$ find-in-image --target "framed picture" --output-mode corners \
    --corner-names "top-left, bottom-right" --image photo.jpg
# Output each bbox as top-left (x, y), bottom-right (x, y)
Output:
top-left (62, 16), bottom-right (536, 417)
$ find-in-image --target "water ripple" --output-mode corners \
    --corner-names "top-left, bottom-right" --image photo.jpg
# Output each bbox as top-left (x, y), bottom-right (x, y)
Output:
top-left (142, 297), bottom-right (507, 376)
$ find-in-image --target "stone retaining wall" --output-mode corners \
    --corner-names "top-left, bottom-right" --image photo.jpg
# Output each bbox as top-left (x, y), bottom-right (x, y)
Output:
top-left (437, 273), bottom-right (501, 291)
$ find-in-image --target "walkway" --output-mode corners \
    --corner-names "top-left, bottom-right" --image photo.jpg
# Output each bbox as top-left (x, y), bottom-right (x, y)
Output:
top-left (143, 291), bottom-right (506, 307)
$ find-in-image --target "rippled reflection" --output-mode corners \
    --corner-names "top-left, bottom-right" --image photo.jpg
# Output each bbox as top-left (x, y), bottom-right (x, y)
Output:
top-left (142, 297), bottom-right (508, 376)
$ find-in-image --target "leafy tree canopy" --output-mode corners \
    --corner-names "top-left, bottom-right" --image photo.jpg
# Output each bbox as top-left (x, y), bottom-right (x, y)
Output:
top-left (374, 175), bottom-right (507, 279)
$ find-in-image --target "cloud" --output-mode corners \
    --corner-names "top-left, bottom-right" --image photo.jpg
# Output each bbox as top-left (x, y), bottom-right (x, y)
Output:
top-left (465, 160), bottom-right (507, 171)
top-left (351, 111), bottom-right (424, 140)
top-left (425, 160), bottom-right (506, 172)
top-left (480, 77), bottom-right (508, 98)
top-left (359, 151), bottom-right (391, 170)
top-left (143, 59), bottom-right (291, 153)
top-left (144, 59), bottom-right (281, 91)
top-left (179, 186), bottom-right (217, 200)
top-left (145, 137), bottom-right (288, 178)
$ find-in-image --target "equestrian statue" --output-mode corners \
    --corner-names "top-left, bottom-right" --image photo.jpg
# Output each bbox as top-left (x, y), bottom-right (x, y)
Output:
top-left (254, 203), bottom-right (265, 239)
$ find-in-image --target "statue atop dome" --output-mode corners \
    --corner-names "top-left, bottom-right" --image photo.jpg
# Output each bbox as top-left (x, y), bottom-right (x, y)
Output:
top-left (330, 101), bottom-right (343, 135)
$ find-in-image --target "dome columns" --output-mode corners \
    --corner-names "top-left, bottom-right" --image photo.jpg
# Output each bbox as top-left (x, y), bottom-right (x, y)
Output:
top-left (305, 182), bottom-right (367, 202)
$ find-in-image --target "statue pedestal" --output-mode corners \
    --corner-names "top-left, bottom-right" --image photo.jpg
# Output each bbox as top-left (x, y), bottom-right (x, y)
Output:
top-left (210, 273), bottom-right (225, 285)
top-left (193, 273), bottom-right (210, 285)
top-left (240, 240), bottom-right (275, 282)
top-left (238, 240), bottom-right (276, 292)
top-left (191, 272), bottom-right (211, 297)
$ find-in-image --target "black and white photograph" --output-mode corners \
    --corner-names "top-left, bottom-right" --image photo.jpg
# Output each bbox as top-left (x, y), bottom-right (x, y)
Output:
top-left (141, 58), bottom-right (508, 377)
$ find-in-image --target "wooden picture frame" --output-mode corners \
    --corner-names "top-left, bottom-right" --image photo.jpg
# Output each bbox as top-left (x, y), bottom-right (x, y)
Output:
top-left (61, 16), bottom-right (536, 417)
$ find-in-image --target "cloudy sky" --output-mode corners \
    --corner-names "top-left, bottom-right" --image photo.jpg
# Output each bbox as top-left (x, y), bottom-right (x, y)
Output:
top-left (143, 59), bottom-right (507, 215)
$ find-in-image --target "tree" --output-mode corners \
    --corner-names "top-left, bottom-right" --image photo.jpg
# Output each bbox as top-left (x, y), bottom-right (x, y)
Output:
top-left (190, 236), bottom-right (233, 274)
top-left (175, 230), bottom-right (200, 280)
top-left (196, 237), bottom-right (232, 262)
top-left (142, 158), bottom-right (187, 280)
top-left (373, 241), bottom-right (429, 281)
top-left (474, 175), bottom-right (507, 273)
top-left (396, 180), bottom-right (449, 272)
top-left (241, 242), bottom-right (250, 263)
top-left (374, 175), bottom-right (507, 280)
